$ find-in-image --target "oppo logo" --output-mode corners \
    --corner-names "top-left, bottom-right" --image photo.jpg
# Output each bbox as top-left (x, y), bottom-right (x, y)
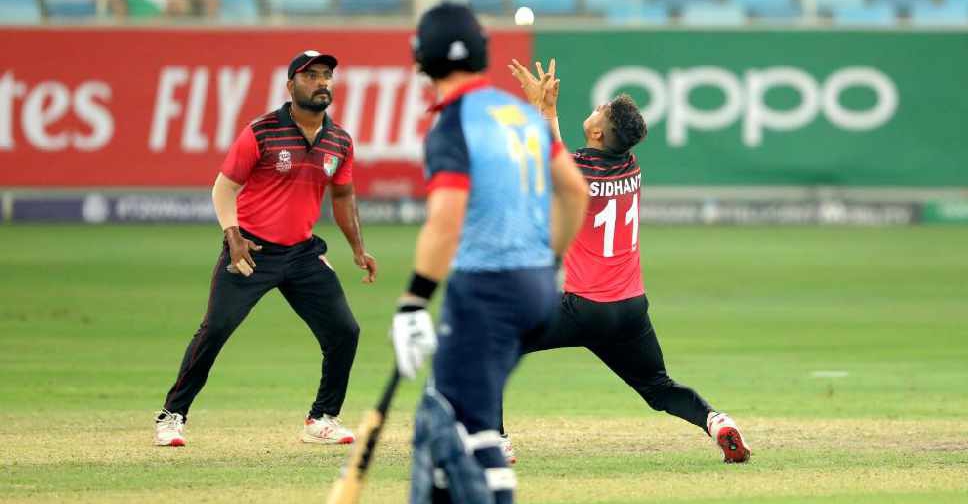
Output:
top-left (592, 66), bottom-right (898, 147)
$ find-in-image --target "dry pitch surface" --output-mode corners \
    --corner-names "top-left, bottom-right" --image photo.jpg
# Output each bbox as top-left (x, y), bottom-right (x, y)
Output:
top-left (2, 413), bottom-right (967, 503)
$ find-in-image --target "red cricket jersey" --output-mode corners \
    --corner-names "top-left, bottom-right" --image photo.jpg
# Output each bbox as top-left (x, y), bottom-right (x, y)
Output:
top-left (220, 103), bottom-right (354, 246)
top-left (562, 148), bottom-right (644, 302)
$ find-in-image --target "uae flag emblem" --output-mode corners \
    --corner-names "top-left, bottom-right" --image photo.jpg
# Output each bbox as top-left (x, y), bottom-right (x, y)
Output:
top-left (323, 154), bottom-right (341, 177)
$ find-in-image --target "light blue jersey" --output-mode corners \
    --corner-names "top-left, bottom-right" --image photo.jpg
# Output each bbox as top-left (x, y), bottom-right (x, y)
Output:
top-left (424, 82), bottom-right (555, 272)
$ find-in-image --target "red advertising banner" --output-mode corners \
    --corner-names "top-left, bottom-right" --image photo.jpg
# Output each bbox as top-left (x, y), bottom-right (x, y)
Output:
top-left (0, 28), bottom-right (531, 196)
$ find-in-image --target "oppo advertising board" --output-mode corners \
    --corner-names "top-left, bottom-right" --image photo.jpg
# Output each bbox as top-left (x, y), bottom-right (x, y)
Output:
top-left (536, 30), bottom-right (968, 187)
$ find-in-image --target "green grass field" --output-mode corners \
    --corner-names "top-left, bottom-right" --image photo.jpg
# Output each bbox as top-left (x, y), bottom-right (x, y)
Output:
top-left (1, 224), bottom-right (966, 503)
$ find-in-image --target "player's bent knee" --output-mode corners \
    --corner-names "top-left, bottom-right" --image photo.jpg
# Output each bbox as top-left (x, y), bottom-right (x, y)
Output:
top-left (196, 318), bottom-right (236, 342)
top-left (639, 376), bottom-right (679, 411)
top-left (340, 320), bottom-right (361, 342)
top-left (328, 319), bottom-right (360, 347)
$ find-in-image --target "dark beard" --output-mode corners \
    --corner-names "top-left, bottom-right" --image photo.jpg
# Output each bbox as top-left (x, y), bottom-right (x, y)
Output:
top-left (296, 89), bottom-right (331, 113)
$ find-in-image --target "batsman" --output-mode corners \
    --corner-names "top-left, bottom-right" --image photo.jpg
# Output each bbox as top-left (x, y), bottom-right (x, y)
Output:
top-left (390, 3), bottom-right (588, 503)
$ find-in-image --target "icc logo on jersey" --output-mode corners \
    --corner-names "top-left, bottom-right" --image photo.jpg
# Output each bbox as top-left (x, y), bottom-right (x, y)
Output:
top-left (323, 154), bottom-right (341, 177)
top-left (275, 150), bottom-right (292, 173)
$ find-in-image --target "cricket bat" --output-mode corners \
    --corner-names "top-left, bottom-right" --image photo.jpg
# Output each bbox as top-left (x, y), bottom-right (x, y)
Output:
top-left (325, 369), bottom-right (401, 504)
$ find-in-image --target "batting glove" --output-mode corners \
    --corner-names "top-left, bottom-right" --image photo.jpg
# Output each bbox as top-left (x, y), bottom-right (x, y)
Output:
top-left (391, 303), bottom-right (437, 380)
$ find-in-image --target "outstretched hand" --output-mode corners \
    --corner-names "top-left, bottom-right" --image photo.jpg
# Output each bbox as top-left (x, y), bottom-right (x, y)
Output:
top-left (536, 59), bottom-right (560, 115)
top-left (509, 58), bottom-right (543, 106)
top-left (508, 58), bottom-right (559, 116)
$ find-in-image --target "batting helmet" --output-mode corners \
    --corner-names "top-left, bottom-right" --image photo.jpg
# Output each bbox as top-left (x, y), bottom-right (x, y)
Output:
top-left (412, 2), bottom-right (488, 80)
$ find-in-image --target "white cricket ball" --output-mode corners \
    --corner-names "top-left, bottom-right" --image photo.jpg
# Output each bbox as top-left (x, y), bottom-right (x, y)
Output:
top-left (514, 6), bottom-right (535, 26)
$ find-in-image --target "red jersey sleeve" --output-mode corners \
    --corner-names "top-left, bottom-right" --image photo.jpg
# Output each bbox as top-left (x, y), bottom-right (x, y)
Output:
top-left (332, 141), bottom-right (354, 185)
top-left (427, 172), bottom-right (471, 192)
top-left (551, 140), bottom-right (567, 159)
top-left (220, 127), bottom-right (260, 184)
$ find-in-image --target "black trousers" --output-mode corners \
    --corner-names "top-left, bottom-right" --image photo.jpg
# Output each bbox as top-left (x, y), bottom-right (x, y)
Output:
top-left (163, 230), bottom-right (360, 421)
top-left (505, 293), bottom-right (713, 432)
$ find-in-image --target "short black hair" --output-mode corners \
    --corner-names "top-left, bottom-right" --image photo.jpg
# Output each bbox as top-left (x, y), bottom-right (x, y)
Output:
top-left (604, 94), bottom-right (647, 154)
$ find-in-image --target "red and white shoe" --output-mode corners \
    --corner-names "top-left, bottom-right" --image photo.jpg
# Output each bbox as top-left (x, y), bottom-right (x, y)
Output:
top-left (707, 412), bottom-right (751, 463)
top-left (154, 410), bottom-right (186, 447)
top-left (302, 415), bottom-right (355, 445)
top-left (500, 434), bottom-right (517, 465)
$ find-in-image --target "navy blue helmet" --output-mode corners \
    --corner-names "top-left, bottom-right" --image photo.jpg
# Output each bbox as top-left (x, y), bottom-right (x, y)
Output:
top-left (412, 2), bottom-right (488, 79)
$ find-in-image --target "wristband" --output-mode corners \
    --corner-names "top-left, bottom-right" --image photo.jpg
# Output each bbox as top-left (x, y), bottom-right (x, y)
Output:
top-left (407, 272), bottom-right (439, 301)
top-left (397, 298), bottom-right (428, 313)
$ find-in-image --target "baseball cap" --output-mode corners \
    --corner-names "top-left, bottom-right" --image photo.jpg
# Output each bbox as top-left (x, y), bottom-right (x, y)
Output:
top-left (288, 50), bottom-right (339, 79)
top-left (413, 2), bottom-right (487, 79)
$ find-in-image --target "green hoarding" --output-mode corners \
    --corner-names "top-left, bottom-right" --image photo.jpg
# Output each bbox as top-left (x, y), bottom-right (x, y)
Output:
top-left (922, 200), bottom-right (968, 223)
top-left (534, 31), bottom-right (968, 187)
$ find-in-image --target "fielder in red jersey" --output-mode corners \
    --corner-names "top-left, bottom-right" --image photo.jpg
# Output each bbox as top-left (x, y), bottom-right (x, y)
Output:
top-left (562, 142), bottom-right (644, 303)
top-left (499, 59), bottom-right (752, 465)
top-left (154, 51), bottom-right (377, 449)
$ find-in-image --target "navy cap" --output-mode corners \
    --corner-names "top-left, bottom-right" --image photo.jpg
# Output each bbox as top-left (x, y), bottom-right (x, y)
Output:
top-left (413, 2), bottom-right (488, 79)
top-left (288, 50), bottom-right (338, 79)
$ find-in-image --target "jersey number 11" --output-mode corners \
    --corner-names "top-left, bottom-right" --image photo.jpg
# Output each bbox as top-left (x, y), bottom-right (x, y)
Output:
top-left (593, 194), bottom-right (639, 257)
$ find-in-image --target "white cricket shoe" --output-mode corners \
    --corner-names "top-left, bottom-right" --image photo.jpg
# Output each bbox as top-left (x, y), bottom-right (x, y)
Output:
top-left (154, 410), bottom-right (186, 447)
top-left (707, 412), bottom-right (751, 463)
top-left (500, 434), bottom-right (517, 465)
top-left (302, 414), bottom-right (355, 445)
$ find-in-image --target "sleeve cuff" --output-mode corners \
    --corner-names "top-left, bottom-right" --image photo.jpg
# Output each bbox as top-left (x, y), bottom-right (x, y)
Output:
top-left (219, 170), bottom-right (245, 186)
top-left (551, 140), bottom-right (567, 159)
top-left (427, 172), bottom-right (470, 193)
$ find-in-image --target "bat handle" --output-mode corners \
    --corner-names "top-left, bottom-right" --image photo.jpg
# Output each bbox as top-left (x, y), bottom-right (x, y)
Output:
top-left (377, 369), bottom-right (400, 415)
